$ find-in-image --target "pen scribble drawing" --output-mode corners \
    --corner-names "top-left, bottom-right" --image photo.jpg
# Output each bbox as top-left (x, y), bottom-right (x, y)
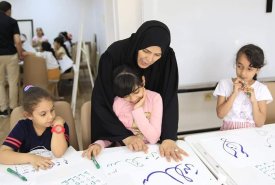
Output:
top-left (255, 160), bottom-right (275, 181)
top-left (106, 152), bottom-right (160, 175)
top-left (61, 170), bottom-right (108, 185)
top-left (221, 138), bottom-right (249, 158)
top-left (105, 151), bottom-right (160, 173)
top-left (255, 130), bottom-right (275, 148)
top-left (14, 158), bottom-right (69, 176)
top-left (143, 163), bottom-right (198, 184)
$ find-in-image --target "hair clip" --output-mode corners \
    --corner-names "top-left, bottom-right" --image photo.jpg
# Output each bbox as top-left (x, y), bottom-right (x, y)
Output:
top-left (24, 85), bottom-right (34, 92)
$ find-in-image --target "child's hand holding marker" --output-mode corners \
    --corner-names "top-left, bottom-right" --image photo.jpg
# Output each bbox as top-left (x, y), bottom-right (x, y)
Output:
top-left (241, 80), bottom-right (252, 97)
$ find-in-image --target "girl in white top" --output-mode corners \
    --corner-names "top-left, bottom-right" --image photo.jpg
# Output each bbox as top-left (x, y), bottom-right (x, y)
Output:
top-left (53, 36), bottom-right (73, 73)
top-left (214, 44), bottom-right (273, 130)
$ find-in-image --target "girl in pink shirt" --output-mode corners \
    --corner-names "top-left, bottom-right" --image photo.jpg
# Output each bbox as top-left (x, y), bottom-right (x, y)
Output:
top-left (82, 65), bottom-right (163, 158)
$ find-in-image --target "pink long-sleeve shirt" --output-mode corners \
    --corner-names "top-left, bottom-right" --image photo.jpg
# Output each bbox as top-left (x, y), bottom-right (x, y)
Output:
top-left (94, 89), bottom-right (163, 149)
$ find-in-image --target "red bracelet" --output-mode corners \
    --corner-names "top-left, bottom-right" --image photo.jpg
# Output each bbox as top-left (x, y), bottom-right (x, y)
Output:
top-left (51, 125), bottom-right (65, 134)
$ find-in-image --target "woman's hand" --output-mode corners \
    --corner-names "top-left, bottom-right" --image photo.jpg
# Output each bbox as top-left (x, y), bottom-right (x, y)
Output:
top-left (123, 136), bottom-right (148, 153)
top-left (82, 144), bottom-right (102, 159)
top-left (159, 139), bottom-right (188, 162)
top-left (29, 154), bottom-right (53, 170)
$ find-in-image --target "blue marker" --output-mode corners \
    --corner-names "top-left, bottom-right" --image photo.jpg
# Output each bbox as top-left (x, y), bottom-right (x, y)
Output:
top-left (7, 168), bottom-right (27, 181)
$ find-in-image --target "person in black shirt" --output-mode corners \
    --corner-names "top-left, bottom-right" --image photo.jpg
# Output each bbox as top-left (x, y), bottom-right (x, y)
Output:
top-left (0, 1), bottom-right (23, 117)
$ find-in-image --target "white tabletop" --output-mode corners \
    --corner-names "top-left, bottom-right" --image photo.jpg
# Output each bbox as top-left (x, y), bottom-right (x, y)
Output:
top-left (185, 124), bottom-right (275, 185)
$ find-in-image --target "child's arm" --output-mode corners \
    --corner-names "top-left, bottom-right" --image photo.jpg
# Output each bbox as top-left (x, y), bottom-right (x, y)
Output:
top-left (51, 116), bottom-right (69, 158)
top-left (132, 92), bottom-right (163, 144)
top-left (252, 100), bottom-right (267, 126)
top-left (245, 88), bottom-right (267, 126)
top-left (216, 78), bottom-right (243, 118)
top-left (0, 145), bottom-right (53, 170)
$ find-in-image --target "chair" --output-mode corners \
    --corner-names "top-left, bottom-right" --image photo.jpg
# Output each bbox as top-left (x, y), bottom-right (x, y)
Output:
top-left (23, 55), bottom-right (48, 90)
top-left (80, 101), bottom-right (91, 149)
top-left (264, 82), bottom-right (275, 124)
top-left (23, 55), bottom-right (59, 98)
top-left (10, 101), bottom-right (79, 150)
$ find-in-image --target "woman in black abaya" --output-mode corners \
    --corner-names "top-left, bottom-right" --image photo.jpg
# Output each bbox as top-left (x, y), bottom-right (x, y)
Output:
top-left (89, 20), bottom-right (187, 161)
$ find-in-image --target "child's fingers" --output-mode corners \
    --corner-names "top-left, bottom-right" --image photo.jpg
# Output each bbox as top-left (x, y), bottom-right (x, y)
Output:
top-left (127, 144), bottom-right (134, 151)
top-left (92, 148), bottom-right (100, 157)
top-left (142, 144), bottom-right (148, 153)
top-left (132, 143), bottom-right (140, 151)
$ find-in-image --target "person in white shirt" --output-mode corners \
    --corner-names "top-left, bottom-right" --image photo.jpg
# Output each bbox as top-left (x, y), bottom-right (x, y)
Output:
top-left (214, 44), bottom-right (273, 130)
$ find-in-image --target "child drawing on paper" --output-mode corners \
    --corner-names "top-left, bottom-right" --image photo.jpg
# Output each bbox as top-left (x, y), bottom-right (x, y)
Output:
top-left (0, 86), bottom-right (69, 170)
top-left (214, 44), bottom-right (273, 130)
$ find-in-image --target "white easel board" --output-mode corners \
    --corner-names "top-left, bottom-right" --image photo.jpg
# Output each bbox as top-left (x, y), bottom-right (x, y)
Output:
top-left (185, 124), bottom-right (275, 185)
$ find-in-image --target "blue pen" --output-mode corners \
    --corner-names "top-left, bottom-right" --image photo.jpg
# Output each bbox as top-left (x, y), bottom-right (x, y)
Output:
top-left (91, 156), bottom-right (100, 169)
top-left (7, 168), bottom-right (28, 181)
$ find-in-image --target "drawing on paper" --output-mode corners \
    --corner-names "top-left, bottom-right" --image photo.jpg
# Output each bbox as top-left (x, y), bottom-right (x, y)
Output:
top-left (61, 170), bottom-right (108, 185)
top-left (255, 160), bottom-right (275, 181)
top-left (255, 130), bottom-right (275, 148)
top-left (106, 152), bottom-right (160, 168)
top-left (13, 148), bottom-right (70, 176)
top-left (221, 138), bottom-right (249, 158)
top-left (143, 163), bottom-right (198, 184)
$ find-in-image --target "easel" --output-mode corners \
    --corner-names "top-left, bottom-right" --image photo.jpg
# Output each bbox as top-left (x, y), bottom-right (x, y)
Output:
top-left (71, 24), bottom-right (94, 117)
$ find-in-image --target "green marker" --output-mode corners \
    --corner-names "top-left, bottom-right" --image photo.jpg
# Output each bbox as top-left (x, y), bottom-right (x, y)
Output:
top-left (7, 168), bottom-right (27, 181)
top-left (91, 156), bottom-right (100, 169)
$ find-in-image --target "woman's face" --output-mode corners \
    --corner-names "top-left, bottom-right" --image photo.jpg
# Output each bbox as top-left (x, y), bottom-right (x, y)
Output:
top-left (137, 46), bottom-right (162, 69)
top-left (36, 29), bottom-right (43, 37)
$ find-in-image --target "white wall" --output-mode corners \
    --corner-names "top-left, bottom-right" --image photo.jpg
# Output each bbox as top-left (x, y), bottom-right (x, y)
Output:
top-left (114, 0), bottom-right (142, 40)
top-left (8, 0), bottom-right (94, 44)
top-left (90, 0), bottom-right (142, 54)
top-left (142, 0), bottom-right (275, 87)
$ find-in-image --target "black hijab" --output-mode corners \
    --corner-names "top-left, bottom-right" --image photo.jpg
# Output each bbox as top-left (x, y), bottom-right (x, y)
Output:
top-left (91, 20), bottom-right (179, 143)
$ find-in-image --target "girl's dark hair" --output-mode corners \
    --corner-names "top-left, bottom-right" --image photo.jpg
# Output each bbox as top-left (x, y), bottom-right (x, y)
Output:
top-left (59, 31), bottom-right (72, 46)
top-left (41, 41), bottom-right (57, 59)
top-left (22, 85), bottom-right (54, 114)
top-left (236, 44), bottom-right (265, 80)
top-left (113, 65), bottom-right (143, 98)
top-left (54, 36), bottom-right (71, 58)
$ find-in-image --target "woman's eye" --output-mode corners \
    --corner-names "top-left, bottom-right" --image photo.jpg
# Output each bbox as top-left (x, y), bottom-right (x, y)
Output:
top-left (143, 49), bottom-right (150, 53)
